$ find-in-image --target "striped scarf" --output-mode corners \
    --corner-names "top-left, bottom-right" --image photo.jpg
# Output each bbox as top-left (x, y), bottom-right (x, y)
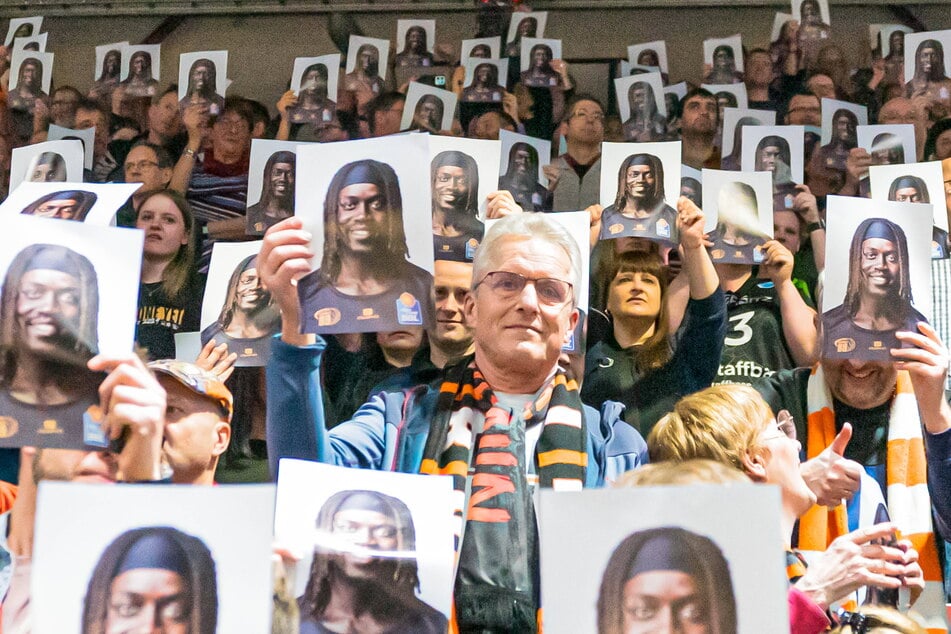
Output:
top-left (800, 366), bottom-right (947, 633)
top-left (420, 361), bottom-right (587, 633)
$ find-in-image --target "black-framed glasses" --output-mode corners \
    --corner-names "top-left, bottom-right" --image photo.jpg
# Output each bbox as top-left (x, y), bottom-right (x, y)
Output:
top-left (476, 271), bottom-right (573, 306)
top-left (836, 610), bottom-right (888, 634)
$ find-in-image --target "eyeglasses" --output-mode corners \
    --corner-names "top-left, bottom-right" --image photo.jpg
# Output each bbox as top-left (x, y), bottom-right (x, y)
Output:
top-left (475, 271), bottom-right (573, 306)
top-left (124, 160), bottom-right (159, 172)
top-left (570, 110), bottom-right (604, 123)
top-left (760, 411), bottom-right (797, 442)
top-left (214, 117), bottom-right (247, 132)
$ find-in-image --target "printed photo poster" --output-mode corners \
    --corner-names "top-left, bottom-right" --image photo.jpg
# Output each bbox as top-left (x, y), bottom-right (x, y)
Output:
top-left (539, 484), bottom-right (787, 634)
top-left (869, 160), bottom-right (949, 258)
top-left (92, 41), bottom-right (126, 83)
top-left (902, 30), bottom-right (951, 97)
top-left (12, 33), bottom-right (47, 54)
top-left (628, 40), bottom-right (669, 74)
top-left (200, 240), bottom-right (279, 367)
top-left (345, 35), bottom-right (390, 86)
top-left (288, 54), bottom-right (340, 125)
top-left (499, 128), bottom-right (551, 188)
top-left (461, 58), bottom-right (508, 103)
top-left (664, 81), bottom-right (688, 111)
top-left (599, 140), bottom-right (682, 246)
top-left (821, 195), bottom-right (932, 361)
top-left (702, 168), bottom-right (773, 265)
top-left (395, 19), bottom-right (436, 67)
top-left (4, 16), bottom-right (42, 47)
top-left (401, 82), bottom-right (457, 133)
top-left (702, 34), bottom-right (745, 84)
top-left (119, 44), bottom-right (161, 98)
top-left (507, 11), bottom-right (548, 51)
top-left (719, 107), bottom-right (776, 167)
top-left (294, 134), bottom-right (436, 335)
top-left (0, 181), bottom-right (141, 226)
top-left (10, 139), bottom-right (84, 192)
top-left (741, 124), bottom-right (806, 211)
top-left (519, 38), bottom-right (564, 88)
top-left (615, 72), bottom-right (667, 143)
top-left (791, 0), bottom-right (832, 32)
top-left (771, 12), bottom-right (794, 44)
top-left (174, 331), bottom-right (203, 364)
top-left (274, 459), bottom-right (455, 627)
top-left (0, 215), bottom-right (142, 449)
top-left (178, 50), bottom-right (228, 113)
top-left (246, 139), bottom-right (300, 236)
top-left (702, 82), bottom-right (749, 113)
top-left (681, 164), bottom-right (703, 207)
top-left (820, 98), bottom-right (867, 145)
top-left (870, 24), bottom-right (914, 58)
top-left (429, 134), bottom-right (500, 240)
top-left (857, 124), bottom-right (917, 168)
top-left (33, 482), bottom-right (275, 634)
top-left (461, 36), bottom-right (501, 64)
top-left (8, 49), bottom-right (53, 109)
top-left (47, 124), bottom-right (95, 170)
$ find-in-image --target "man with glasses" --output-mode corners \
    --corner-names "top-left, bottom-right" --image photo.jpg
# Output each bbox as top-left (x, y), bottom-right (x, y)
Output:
top-left (547, 94), bottom-right (605, 211)
top-left (116, 142), bottom-right (174, 226)
top-left (261, 212), bottom-right (648, 632)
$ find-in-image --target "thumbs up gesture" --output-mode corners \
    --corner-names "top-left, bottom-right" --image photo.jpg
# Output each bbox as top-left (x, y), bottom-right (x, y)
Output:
top-left (800, 422), bottom-right (864, 507)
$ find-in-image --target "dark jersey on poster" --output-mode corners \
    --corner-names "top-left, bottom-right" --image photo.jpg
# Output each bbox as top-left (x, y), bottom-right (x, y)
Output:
top-left (0, 388), bottom-right (107, 449)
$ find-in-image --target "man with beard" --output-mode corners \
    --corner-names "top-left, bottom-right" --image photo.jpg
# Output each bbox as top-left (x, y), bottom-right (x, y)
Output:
top-left (180, 58), bottom-right (224, 113)
top-left (394, 25), bottom-right (435, 68)
top-left (287, 63), bottom-right (336, 125)
top-left (622, 80), bottom-right (668, 142)
top-left (299, 490), bottom-right (447, 633)
top-left (498, 142), bottom-right (552, 211)
top-left (201, 254), bottom-right (282, 365)
top-left (904, 39), bottom-right (951, 122)
top-left (247, 150), bottom-right (296, 235)
top-left (430, 150), bottom-right (483, 260)
top-left (8, 57), bottom-right (48, 114)
top-left (344, 44), bottom-right (385, 98)
top-left (296, 159), bottom-right (434, 335)
top-left (679, 88), bottom-right (721, 170)
top-left (408, 94), bottom-right (444, 133)
top-left (520, 43), bottom-right (561, 88)
top-left (600, 153), bottom-right (677, 245)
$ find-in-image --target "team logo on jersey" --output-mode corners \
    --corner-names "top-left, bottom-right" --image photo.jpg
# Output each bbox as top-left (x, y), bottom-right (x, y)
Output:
top-left (466, 238), bottom-right (479, 260)
top-left (869, 340), bottom-right (886, 351)
top-left (38, 418), bottom-right (64, 434)
top-left (0, 416), bottom-right (18, 439)
top-left (711, 249), bottom-right (725, 259)
top-left (655, 218), bottom-right (670, 238)
top-left (608, 223), bottom-right (624, 235)
top-left (396, 293), bottom-right (423, 325)
top-left (357, 307), bottom-right (380, 321)
top-left (834, 338), bottom-right (855, 353)
top-left (315, 307), bottom-right (341, 326)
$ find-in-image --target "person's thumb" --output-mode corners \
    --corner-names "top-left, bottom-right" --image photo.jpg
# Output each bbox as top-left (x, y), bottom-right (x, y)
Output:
top-left (829, 422), bottom-right (852, 456)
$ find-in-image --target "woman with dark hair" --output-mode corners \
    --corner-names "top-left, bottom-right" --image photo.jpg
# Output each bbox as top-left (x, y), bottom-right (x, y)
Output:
top-left (583, 201), bottom-right (725, 436)
top-left (299, 490), bottom-right (447, 633)
top-left (120, 50), bottom-right (159, 98)
top-left (82, 526), bottom-right (218, 634)
top-left (247, 150), bottom-right (296, 235)
top-left (135, 189), bottom-right (205, 360)
top-left (20, 190), bottom-right (97, 221)
top-left (597, 526), bottom-right (737, 634)
top-left (461, 62), bottom-right (504, 103)
top-left (27, 151), bottom-right (67, 182)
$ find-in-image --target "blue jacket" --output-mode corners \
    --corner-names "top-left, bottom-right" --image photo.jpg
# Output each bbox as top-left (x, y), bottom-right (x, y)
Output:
top-left (266, 336), bottom-right (648, 485)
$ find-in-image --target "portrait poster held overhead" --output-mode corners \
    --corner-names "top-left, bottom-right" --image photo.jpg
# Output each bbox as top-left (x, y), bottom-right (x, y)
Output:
top-left (394, 19), bottom-right (436, 68)
top-left (428, 135), bottom-right (501, 261)
top-left (740, 124), bottom-right (805, 212)
top-left (345, 35), bottom-right (389, 96)
top-left (178, 50), bottom-right (228, 113)
top-left (1, 181), bottom-right (141, 226)
top-left (770, 13), bottom-right (794, 44)
top-left (48, 124), bottom-right (95, 170)
top-left (792, 0), bottom-right (832, 65)
top-left (506, 11), bottom-right (547, 56)
top-left (12, 33), bottom-right (47, 55)
top-left (8, 49), bottom-right (53, 114)
top-left (870, 24), bottom-right (913, 59)
top-left (90, 42), bottom-right (126, 102)
top-left (702, 34), bottom-right (745, 84)
top-left (718, 107), bottom-right (775, 170)
top-left (701, 169), bottom-right (773, 265)
top-left (461, 37), bottom-right (501, 64)
top-left (4, 16), bottom-right (42, 47)
top-left (868, 161), bottom-right (950, 258)
top-left (820, 195), bottom-right (932, 362)
top-left (200, 241), bottom-right (279, 367)
top-left (294, 134), bottom-right (436, 335)
top-left (857, 124), bottom-right (917, 168)
top-left (274, 460), bottom-right (455, 631)
top-left (120, 44), bottom-right (161, 98)
top-left (401, 82), bottom-right (457, 133)
top-left (498, 129), bottom-right (551, 212)
top-left (32, 482), bottom-right (275, 634)
top-left (246, 139), bottom-right (300, 236)
top-left (287, 54), bottom-right (340, 126)
top-left (519, 38), bottom-right (563, 89)
top-left (902, 30), bottom-right (951, 108)
top-left (0, 216), bottom-right (142, 449)
top-left (820, 98), bottom-right (868, 145)
top-left (9, 139), bottom-right (84, 191)
top-left (614, 72), bottom-right (667, 143)
top-left (539, 484), bottom-right (787, 634)
top-left (598, 140), bottom-right (682, 246)
top-left (627, 40), bottom-right (669, 74)
top-left (461, 58), bottom-right (508, 104)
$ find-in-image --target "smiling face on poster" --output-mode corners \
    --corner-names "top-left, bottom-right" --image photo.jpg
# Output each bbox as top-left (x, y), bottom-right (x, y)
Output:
top-left (246, 139), bottom-right (299, 235)
top-left (4, 16), bottom-right (42, 47)
top-left (820, 98), bottom-right (867, 146)
top-left (857, 124), bottom-right (916, 168)
top-left (401, 83), bottom-right (457, 133)
top-left (32, 482), bottom-right (275, 634)
top-left (703, 35), bottom-right (745, 84)
top-left (869, 160), bottom-right (949, 233)
top-left (462, 58), bottom-right (508, 103)
top-left (200, 241), bottom-right (280, 367)
top-left (902, 30), bottom-right (951, 92)
top-left (1, 181), bottom-right (140, 226)
top-left (178, 50), bottom-right (228, 113)
top-left (507, 11), bottom-right (547, 49)
top-left (627, 41), bottom-right (669, 74)
top-left (539, 484), bottom-right (786, 634)
top-left (294, 135), bottom-right (436, 335)
top-left (820, 195), bottom-right (932, 361)
top-left (395, 19), bottom-right (436, 68)
top-left (702, 169), bottom-right (774, 265)
top-left (461, 37), bottom-right (501, 64)
top-left (519, 38), bottom-right (563, 88)
top-left (345, 36), bottom-right (390, 85)
top-left (274, 459), bottom-right (455, 630)
top-left (599, 141), bottom-right (682, 246)
top-left (0, 216), bottom-right (142, 448)
top-left (720, 107), bottom-right (776, 160)
top-left (47, 124), bottom-right (96, 170)
top-left (10, 140), bottom-right (84, 191)
top-left (741, 125), bottom-right (805, 211)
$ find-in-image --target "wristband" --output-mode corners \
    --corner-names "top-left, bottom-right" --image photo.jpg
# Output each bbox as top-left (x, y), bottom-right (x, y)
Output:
top-left (806, 220), bottom-right (825, 233)
top-left (183, 147), bottom-right (198, 159)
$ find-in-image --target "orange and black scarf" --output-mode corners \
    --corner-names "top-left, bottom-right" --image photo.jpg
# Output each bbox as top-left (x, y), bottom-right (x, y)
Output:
top-left (420, 361), bottom-right (586, 632)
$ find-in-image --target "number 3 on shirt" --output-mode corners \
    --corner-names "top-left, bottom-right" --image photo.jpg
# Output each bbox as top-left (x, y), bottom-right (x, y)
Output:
top-left (724, 311), bottom-right (754, 346)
